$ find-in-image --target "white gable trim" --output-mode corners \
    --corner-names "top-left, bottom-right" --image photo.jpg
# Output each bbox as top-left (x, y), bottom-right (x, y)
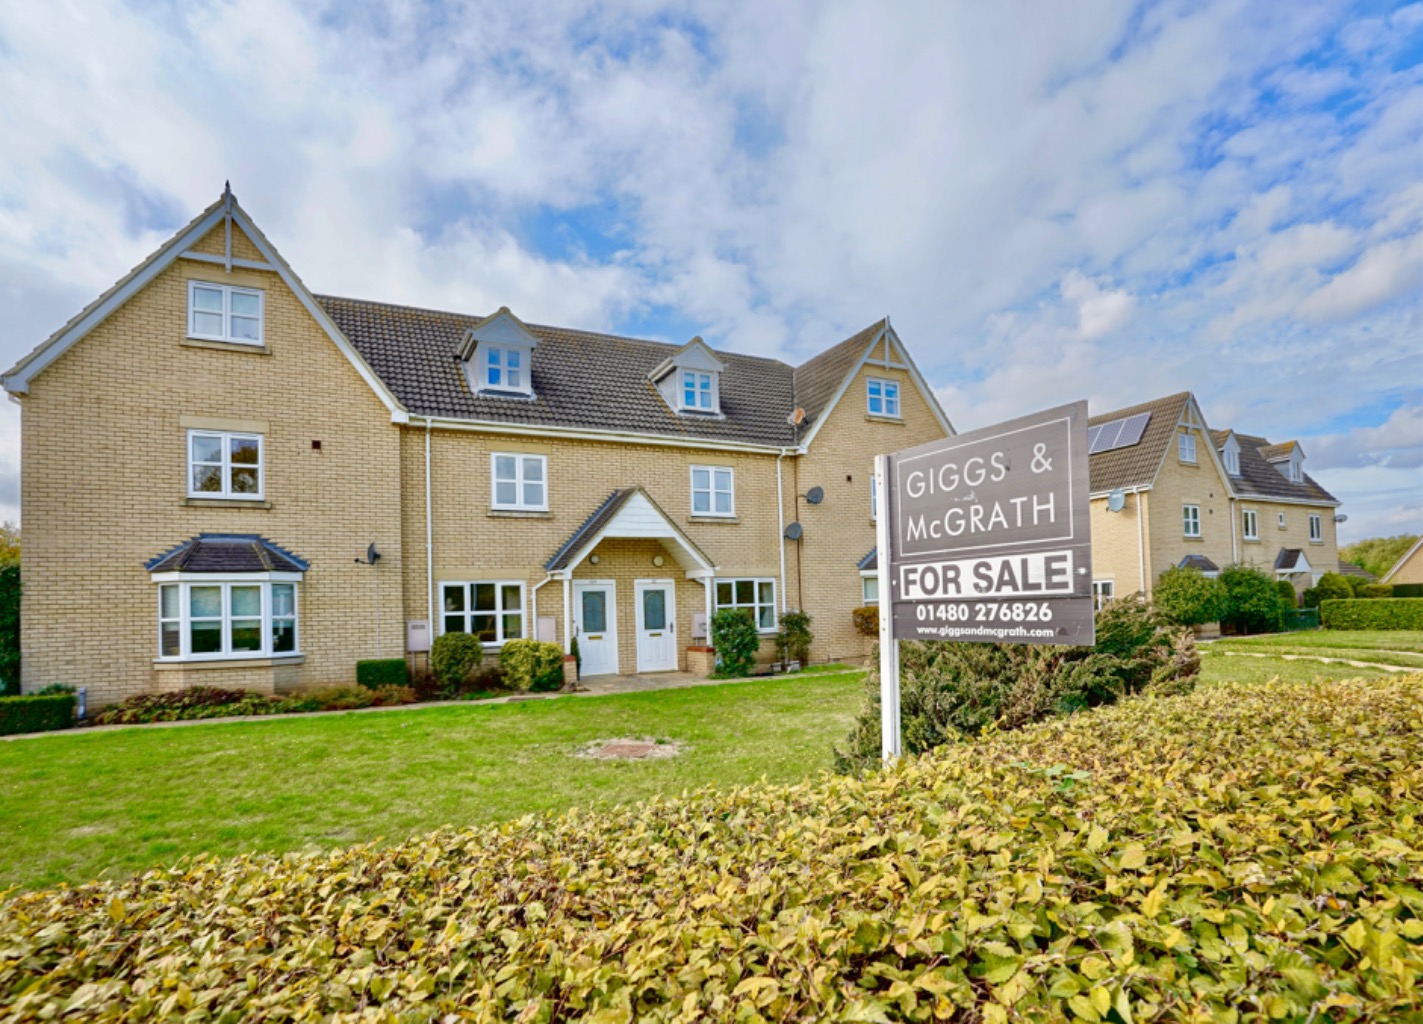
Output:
top-left (799, 321), bottom-right (955, 450)
top-left (1140, 394), bottom-right (1233, 493)
top-left (553, 489), bottom-right (717, 580)
top-left (647, 336), bottom-right (727, 383)
top-left (1381, 535), bottom-right (1423, 583)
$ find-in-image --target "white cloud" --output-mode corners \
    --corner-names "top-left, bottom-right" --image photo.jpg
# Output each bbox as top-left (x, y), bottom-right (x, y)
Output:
top-left (1299, 232), bottom-right (1423, 321)
top-left (1060, 270), bottom-right (1135, 340)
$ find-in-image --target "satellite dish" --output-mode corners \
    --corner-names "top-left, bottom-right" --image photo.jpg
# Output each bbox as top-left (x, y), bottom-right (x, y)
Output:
top-left (1333, 514), bottom-right (1348, 524)
top-left (787, 407), bottom-right (806, 426)
top-left (1107, 490), bottom-right (1126, 513)
top-left (368, 542), bottom-right (381, 563)
top-left (805, 486), bottom-right (825, 505)
top-left (784, 522), bottom-right (803, 541)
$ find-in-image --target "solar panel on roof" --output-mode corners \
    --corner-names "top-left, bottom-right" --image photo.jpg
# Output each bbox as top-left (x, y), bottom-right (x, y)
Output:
top-left (1092, 419), bottom-right (1125, 453)
top-left (1088, 411), bottom-right (1152, 455)
top-left (1086, 425), bottom-right (1102, 451)
top-left (1115, 412), bottom-right (1150, 447)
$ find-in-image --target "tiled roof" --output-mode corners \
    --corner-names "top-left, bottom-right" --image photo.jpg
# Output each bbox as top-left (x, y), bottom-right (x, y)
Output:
top-left (1177, 554), bottom-right (1220, 573)
top-left (545, 490), bottom-right (634, 571)
top-left (1088, 392), bottom-right (1191, 494)
top-left (317, 296), bottom-right (887, 448)
top-left (1218, 432), bottom-right (1338, 505)
top-left (858, 547), bottom-right (878, 571)
top-left (146, 534), bottom-right (309, 573)
top-left (1261, 441), bottom-right (1296, 462)
top-left (1275, 547), bottom-right (1307, 572)
top-left (1337, 562), bottom-right (1377, 581)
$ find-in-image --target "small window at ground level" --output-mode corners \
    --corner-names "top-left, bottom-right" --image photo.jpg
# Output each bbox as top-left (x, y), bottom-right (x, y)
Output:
top-left (188, 281), bottom-right (263, 344)
top-left (1183, 504), bottom-right (1201, 538)
top-left (1092, 580), bottom-right (1114, 611)
top-left (862, 575), bottom-right (879, 605)
top-left (867, 378), bottom-right (900, 417)
top-left (441, 581), bottom-right (525, 645)
top-left (1309, 514), bottom-right (1322, 542)
top-left (714, 578), bottom-right (776, 632)
top-left (157, 580), bottom-right (296, 660)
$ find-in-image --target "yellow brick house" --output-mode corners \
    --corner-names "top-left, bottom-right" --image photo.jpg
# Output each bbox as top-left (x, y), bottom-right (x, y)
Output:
top-left (3, 188), bottom-right (952, 707)
top-left (1087, 391), bottom-right (1342, 606)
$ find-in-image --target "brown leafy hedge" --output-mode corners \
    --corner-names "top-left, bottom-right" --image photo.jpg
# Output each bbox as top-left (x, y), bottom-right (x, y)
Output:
top-left (3, 675), bottom-right (1421, 1021)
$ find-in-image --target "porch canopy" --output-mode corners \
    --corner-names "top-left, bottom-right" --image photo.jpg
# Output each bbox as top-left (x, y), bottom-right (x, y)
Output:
top-left (544, 487), bottom-right (716, 580)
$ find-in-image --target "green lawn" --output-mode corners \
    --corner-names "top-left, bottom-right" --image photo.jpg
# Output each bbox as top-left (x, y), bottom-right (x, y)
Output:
top-left (1206, 629), bottom-right (1423, 669)
top-left (0, 673), bottom-right (866, 892)
top-left (1198, 648), bottom-right (1392, 686)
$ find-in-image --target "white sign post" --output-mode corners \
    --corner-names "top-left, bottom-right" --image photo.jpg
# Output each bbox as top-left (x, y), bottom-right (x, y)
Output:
top-left (877, 401), bottom-right (1093, 763)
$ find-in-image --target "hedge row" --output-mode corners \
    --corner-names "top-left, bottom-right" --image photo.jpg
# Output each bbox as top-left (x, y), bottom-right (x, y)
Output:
top-left (0, 693), bottom-right (74, 736)
top-left (3, 674), bottom-right (1420, 1019)
top-left (356, 658), bottom-right (410, 688)
top-left (1321, 597), bottom-right (1423, 630)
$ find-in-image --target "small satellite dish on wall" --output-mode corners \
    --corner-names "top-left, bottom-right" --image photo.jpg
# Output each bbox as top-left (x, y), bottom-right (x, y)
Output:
top-left (805, 486), bottom-right (825, 505)
top-left (787, 407), bottom-right (806, 426)
top-left (1107, 490), bottom-right (1126, 513)
top-left (784, 522), bottom-right (804, 541)
top-left (1333, 514), bottom-right (1348, 524)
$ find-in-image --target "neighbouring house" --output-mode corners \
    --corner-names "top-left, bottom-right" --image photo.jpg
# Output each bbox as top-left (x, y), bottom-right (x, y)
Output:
top-left (1381, 537), bottom-right (1423, 586)
top-left (1087, 391), bottom-right (1342, 606)
top-left (1337, 562), bottom-right (1377, 584)
top-left (3, 188), bottom-right (952, 708)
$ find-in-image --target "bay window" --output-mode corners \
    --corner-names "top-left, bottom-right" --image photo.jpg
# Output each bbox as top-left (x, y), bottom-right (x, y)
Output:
top-left (156, 579), bottom-right (298, 660)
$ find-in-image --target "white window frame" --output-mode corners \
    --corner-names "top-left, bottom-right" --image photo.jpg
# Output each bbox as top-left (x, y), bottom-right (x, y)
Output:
top-left (1223, 448), bottom-right (1240, 475)
top-left (1242, 509), bottom-right (1259, 540)
top-left (490, 453), bottom-right (548, 511)
top-left (678, 370), bottom-right (717, 413)
top-left (867, 377), bottom-right (901, 417)
top-left (480, 345), bottom-right (532, 396)
top-left (861, 574), bottom-right (879, 605)
top-left (714, 577), bottom-right (778, 634)
top-left (1183, 504), bottom-right (1201, 538)
top-left (690, 465), bottom-right (734, 517)
top-left (1309, 514), bottom-right (1322, 543)
top-left (1278, 511), bottom-right (1287, 529)
top-left (1178, 432), bottom-right (1197, 463)
top-left (1092, 580), bottom-right (1114, 611)
top-left (187, 430), bottom-right (264, 500)
top-left (154, 576), bottom-right (300, 662)
top-left (439, 580), bottom-right (527, 647)
top-left (187, 281), bottom-right (264, 345)
top-left (871, 474), bottom-right (879, 522)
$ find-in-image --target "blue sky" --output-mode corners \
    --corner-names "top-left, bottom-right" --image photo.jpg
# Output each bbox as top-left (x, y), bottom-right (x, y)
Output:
top-left (0, 0), bottom-right (1419, 541)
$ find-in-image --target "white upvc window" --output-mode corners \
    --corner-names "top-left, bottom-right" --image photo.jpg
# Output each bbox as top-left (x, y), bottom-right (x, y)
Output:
top-left (188, 430), bottom-right (263, 499)
top-left (188, 281), bottom-right (263, 345)
top-left (1223, 448), bottom-right (1240, 475)
top-left (483, 345), bottom-right (528, 392)
top-left (1309, 514), bottom-right (1322, 542)
top-left (680, 371), bottom-right (716, 412)
top-left (491, 453), bottom-right (547, 511)
top-left (1278, 511), bottom-right (1287, 529)
top-left (440, 581), bottom-right (525, 646)
top-left (1178, 432), bottom-right (1197, 463)
top-left (1242, 509), bottom-right (1258, 540)
top-left (1183, 504), bottom-right (1201, 538)
top-left (690, 465), bottom-right (734, 516)
top-left (156, 579), bottom-right (298, 661)
top-left (714, 578), bottom-right (777, 632)
top-left (1092, 580), bottom-right (1114, 611)
top-left (867, 378), bottom-right (900, 417)
top-left (862, 575), bottom-right (879, 605)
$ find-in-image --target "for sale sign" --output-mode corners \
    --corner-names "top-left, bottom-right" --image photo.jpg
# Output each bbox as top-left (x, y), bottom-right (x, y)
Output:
top-left (879, 401), bottom-right (1093, 645)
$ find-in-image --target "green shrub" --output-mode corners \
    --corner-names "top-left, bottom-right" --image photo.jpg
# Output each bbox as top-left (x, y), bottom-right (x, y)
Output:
top-left (1345, 573), bottom-right (1372, 596)
top-left (1152, 565), bottom-right (1227, 626)
top-left (835, 596), bottom-right (1196, 772)
top-left (1218, 563), bottom-right (1286, 634)
top-left (711, 607), bottom-right (760, 678)
top-left (1273, 578), bottom-right (1298, 609)
top-left (0, 565), bottom-right (18, 696)
top-left (1321, 597), bottom-right (1423, 630)
top-left (35, 683), bottom-right (75, 695)
top-left (430, 632), bottom-right (485, 693)
top-left (851, 605), bottom-right (878, 638)
top-left (774, 611), bottom-right (814, 668)
top-left (0, 693), bottom-right (75, 736)
top-left (1394, 582), bottom-right (1423, 598)
top-left (1308, 572), bottom-right (1353, 609)
top-left (5, 676), bottom-right (1417, 1020)
top-left (297, 686), bottom-right (375, 711)
top-left (355, 658), bottom-right (409, 689)
top-left (1359, 582), bottom-right (1394, 599)
top-left (499, 639), bottom-right (565, 692)
top-left (93, 686), bottom-right (273, 725)
top-left (368, 684), bottom-right (419, 706)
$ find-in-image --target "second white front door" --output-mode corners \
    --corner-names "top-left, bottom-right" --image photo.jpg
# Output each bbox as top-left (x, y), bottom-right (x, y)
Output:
top-left (635, 579), bottom-right (678, 672)
top-left (574, 581), bottom-right (618, 676)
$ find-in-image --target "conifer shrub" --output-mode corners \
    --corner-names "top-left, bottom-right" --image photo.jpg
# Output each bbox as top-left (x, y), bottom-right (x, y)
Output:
top-left (2, 674), bottom-right (1418, 1020)
top-left (355, 658), bottom-right (409, 689)
top-left (499, 639), bottom-right (565, 692)
top-left (711, 607), bottom-right (760, 677)
top-left (430, 632), bottom-right (485, 693)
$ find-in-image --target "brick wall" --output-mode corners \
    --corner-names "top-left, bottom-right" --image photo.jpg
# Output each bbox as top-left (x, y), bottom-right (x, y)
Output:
top-left (1143, 426), bottom-right (1236, 590)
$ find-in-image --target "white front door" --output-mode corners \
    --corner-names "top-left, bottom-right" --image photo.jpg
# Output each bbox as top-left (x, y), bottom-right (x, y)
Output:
top-left (573, 581), bottom-right (618, 676)
top-left (635, 579), bottom-right (678, 673)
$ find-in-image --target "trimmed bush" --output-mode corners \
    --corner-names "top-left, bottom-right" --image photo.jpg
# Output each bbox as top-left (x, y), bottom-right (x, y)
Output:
top-left (0, 693), bottom-right (74, 736)
top-left (1304, 571), bottom-right (1353, 609)
top-left (774, 611), bottom-right (814, 668)
top-left (851, 605), bottom-right (878, 638)
top-left (1359, 582), bottom-right (1394, 599)
top-left (711, 607), bottom-right (760, 678)
top-left (1152, 565), bottom-right (1227, 626)
top-left (835, 597), bottom-right (1197, 772)
top-left (1218, 563), bottom-right (1286, 634)
top-left (499, 639), bottom-right (565, 692)
top-left (355, 658), bottom-right (409, 689)
top-left (1395, 582), bottom-right (1423, 598)
top-left (1321, 597), bottom-right (1423, 630)
top-left (3, 675), bottom-right (1418, 1020)
top-left (0, 564), bottom-right (18, 696)
top-left (430, 632), bottom-right (485, 693)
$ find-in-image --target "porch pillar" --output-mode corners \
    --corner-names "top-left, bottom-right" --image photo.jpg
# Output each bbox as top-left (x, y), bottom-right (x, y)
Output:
top-left (563, 576), bottom-right (572, 654)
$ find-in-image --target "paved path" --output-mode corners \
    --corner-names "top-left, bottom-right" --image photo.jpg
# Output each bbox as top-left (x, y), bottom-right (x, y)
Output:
top-left (1211, 650), bottom-right (1416, 673)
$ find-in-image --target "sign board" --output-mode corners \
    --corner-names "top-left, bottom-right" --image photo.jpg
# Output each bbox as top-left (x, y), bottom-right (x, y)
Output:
top-left (874, 401), bottom-right (1093, 758)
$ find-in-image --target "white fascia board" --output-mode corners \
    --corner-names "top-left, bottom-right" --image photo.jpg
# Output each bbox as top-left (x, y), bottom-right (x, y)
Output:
top-left (230, 207), bottom-right (408, 420)
top-left (1229, 492), bottom-right (1342, 508)
top-left (149, 570), bottom-right (304, 583)
top-left (1181, 396), bottom-right (1238, 496)
top-left (1089, 484), bottom-right (1153, 499)
top-left (413, 414), bottom-right (797, 456)
top-left (886, 324), bottom-right (955, 436)
top-left (3, 205), bottom-right (227, 393)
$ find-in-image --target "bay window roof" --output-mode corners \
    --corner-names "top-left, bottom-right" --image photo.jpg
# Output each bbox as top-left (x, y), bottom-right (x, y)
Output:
top-left (146, 534), bottom-right (309, 574)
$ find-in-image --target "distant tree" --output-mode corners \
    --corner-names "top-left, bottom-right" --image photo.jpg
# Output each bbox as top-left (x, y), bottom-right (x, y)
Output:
top-left (1152, 566), bottom-right (1228, 627)
top-left (0, 522), bottom-right (18, 568)
top-left (1340, 534), bottom-right (1418, 579)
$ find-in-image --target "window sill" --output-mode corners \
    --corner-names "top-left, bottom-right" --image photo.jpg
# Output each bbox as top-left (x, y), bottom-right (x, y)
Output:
top-left (1309, 540), bottom-right (1324, 545)
top-left (689, 515), bottom-right (738, 524)
top-left (866, 414), bottom-right (904, 425)
top-left (1243, 538), bottom-right (1260, 544)
top-left (1183, 535), bottom-right (1203, 542)
top-left (153, 655), bottom-right (305, 670)
top-left (183, 338), bottom-right (271, 355)
top-left (488, 509), bottom-right (551, 518)
top-left (184, 497), bottom-right (272, 509)
top-left (1179, 460), bottom-right (1198, 467)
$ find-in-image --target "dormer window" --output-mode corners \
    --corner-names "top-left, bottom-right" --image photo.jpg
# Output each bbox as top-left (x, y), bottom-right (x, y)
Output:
top-left (681, 371), bottom-right (715, 412)
top-left (457, 307), bottom-right (539, 399)
top-left (1223, 448), bottom-right (1239, 475)
top-left (484, 346), bottom-right (524, 391)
